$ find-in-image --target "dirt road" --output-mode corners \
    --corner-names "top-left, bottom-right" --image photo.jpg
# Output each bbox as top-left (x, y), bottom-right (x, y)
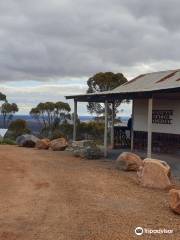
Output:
top-left (0, 145), bottom-right (179, 240)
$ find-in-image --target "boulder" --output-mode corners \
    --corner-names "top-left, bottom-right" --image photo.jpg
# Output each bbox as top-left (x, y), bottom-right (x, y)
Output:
top-left (36, 139), bottom-right (50, 150)
top-left (5, 128), bottom-right (30, 141)
top-left (68, 140), bottom-right (102, 159)
top-left (82, 146), bottom-right (102, 159)
top-left (169, 189), bottom-right (180, 214)
top-left (16, 134), bottom-right (39, 148)
top-left (49, 138), bottom-right (68, 151)
top-left (137, 158), bottom-right (171, 189)
top-left (116, 152), bottom-right (142, 171)
top-left (72, 140), bottom-right (96, 148)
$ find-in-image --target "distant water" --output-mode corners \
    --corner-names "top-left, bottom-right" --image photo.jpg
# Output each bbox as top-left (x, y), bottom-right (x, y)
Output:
top-left (0, 115), bottom-right (130, 134)
top-left (79, 115), bottom-right (129, 123)
top-left (0, 115), bottom-right (35, 121)
top-left (0, 115), bottom-right (129, 122)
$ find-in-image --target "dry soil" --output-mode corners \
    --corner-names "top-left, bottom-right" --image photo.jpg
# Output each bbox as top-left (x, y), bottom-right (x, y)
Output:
top-left (0, 145), bottom-right (179, 240)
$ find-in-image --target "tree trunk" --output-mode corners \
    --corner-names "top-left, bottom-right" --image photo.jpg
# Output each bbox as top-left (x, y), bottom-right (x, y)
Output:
top-left (3, 114), bottom-right (6, 128)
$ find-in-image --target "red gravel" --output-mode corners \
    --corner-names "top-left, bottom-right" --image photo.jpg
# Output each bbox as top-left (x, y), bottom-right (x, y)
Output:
top-left (0, 145), bottom-right (179, 240)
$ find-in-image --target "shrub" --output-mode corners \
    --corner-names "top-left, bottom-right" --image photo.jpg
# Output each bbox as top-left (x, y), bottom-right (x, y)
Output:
top-left (5, 119), bottom-right (31, 140)
top-left (50, 128), bottom-right (65, 140)
top-left (40, 121), bottom-right (105, 143)
top-left (59, 123), bottom-right (73, 140)
top-left (40, 127), bottom-right (65, 140)
top-left (77, 121), bottom-right (104, 143)
top-left (0, 138), bottom-right (16, 145)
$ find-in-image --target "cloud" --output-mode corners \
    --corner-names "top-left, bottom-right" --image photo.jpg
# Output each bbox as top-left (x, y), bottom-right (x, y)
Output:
top-left (0, 80), bottom-right (131, 116)
top-left (0, 0), bottom-right (179, 115)
top-left (0, 81), bottom-right (88, 114)
top-left (0, 0), bottom-right (180, 83)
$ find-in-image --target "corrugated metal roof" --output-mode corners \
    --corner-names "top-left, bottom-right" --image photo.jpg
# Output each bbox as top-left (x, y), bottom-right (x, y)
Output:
top-left (107, 69), bottom-right (180, 93)
top-left (66, 69), bottom-right (180, 100)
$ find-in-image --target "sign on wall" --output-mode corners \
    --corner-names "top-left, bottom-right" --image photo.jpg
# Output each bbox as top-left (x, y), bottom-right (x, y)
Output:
top-left (152, 110), bottom-right (173, 124)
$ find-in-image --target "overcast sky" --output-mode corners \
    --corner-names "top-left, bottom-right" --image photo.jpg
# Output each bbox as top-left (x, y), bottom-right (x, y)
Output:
top-left (0, 0), bottom-right (180, 115)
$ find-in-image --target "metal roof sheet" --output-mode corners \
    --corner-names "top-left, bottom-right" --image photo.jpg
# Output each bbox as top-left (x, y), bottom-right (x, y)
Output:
top-left (66, 69), bottom-right (180, 100)
top-left (108, 69), bottom-right (180, 93)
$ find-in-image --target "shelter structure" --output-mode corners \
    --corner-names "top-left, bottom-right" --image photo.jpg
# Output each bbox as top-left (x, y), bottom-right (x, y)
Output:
top-left (66, 69), bottom-right (180, 158)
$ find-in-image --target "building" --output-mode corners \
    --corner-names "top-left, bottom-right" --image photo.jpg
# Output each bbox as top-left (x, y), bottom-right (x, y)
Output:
top-left (66, 69), bottom-right (180, 158)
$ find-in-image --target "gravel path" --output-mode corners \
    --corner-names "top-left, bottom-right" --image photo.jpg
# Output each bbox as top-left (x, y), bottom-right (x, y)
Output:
top-left (0, 145), bottom-right (179, 240)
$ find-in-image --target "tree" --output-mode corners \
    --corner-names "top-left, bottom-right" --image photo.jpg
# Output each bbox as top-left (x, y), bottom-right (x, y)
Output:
top-left (0, 91), bottom-right (7, 125)
top-left (0, 92), bottom-right (6, 102)
top-left (30, 101), bottom-right (71, 130)
top-left (9, 119), bottom-right (27, 131)
top-left (1, 102), bottom-right (18, 128)
top-left (54, 101), bottom-right (71, 126)
top-left (86, 72), bottom-right (127, 117)
top-left (6, 119), bottom-right (30, 140)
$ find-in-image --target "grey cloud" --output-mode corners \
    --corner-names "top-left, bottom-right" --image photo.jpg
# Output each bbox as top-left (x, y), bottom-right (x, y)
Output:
top-left (121, 0), bottom-right (180, 31)
top-left (0, 0), bottom-right (180, 82)
top-left (0, 83), bottom-right (131, 115)
top-left (1, 83), bottom-right (87, 113)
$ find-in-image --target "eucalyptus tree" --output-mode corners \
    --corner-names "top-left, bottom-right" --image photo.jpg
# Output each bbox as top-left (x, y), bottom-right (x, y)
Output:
top-left (0, 92), bottom-right (6, 102)
top-left (30, 101), bottom-right (71, 130)
top-left (86, 72), bottom-right (127, 117)
top-left (1, 102), bottom-right (18, 128)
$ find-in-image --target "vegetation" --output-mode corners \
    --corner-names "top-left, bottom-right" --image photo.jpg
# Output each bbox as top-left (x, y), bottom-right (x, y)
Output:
top-left (0, 91), bottom-right (103, 144)
top-left (0, 92), bottom-right (7, 102)
top-left (48, 121), bottom-right (105, 143)
top-left (87, 72), bottom-right (127, 117)
top-left (30, 101), bottom-right (71, 138)
top-left (30, 101), bottom-right (71, 129)
top-left (1, 102), bottom-right (19, 128)
top-left (0, 92), bottom-right (19, 128)
top-left (5, 119), bottom-right (31, 140)
top-left (0, 72), bottom-right (128, 143)
top-left (77, 121), bottom-right (104, 142)
top-left (0, 138), bottom-right (16, 145)
top-left (35, 119), bottom-right (104, 143)
top-left (40, 127), bottom-right (65, 140)
top-left (60, 122), bottom-right (73, 139)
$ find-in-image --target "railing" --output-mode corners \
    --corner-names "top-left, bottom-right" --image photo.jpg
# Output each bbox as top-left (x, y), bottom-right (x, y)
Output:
top-left (134, 131), bottom-right (180, 153)
top-left (114, 126), bottom-right (131, 148)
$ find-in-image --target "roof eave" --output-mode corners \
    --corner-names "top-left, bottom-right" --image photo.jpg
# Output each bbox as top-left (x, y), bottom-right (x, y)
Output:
top-left (65, 87), bottom-right (180, 102)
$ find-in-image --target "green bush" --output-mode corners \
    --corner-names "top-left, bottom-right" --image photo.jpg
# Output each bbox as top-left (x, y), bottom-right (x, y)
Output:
top-left (50, 128), bottom-right (65, 140)
top-left (5, 119), bottom-right (31, 140)
top-left (40, 127), bottom-right (65, 140)
top-left (41, 123), bottom-right (73, 140)
top-left (77, 121), bottom-right (104, 143)
top-left (0, 138), bottom-right (16, 145)
top-left (59, 123), bottom-right (73, 140)
top-left (40, 121), bottom-right (105, 143)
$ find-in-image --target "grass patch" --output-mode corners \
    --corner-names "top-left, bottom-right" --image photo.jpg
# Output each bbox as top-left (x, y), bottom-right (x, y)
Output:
top-left (0, 138), bottom-right (16, 145)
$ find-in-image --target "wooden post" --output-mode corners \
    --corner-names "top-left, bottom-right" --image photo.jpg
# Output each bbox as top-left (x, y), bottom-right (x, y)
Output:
top-left (73, 99), bottom-right (77, 141)
top-left (131, 100), bottom-right (134, 152)
top-left (111, 101), bottom-right (115, 149)
top-left (147, 98), bottom-right (153, 158)
top-left (104, 100), bottom-right (108, 157)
